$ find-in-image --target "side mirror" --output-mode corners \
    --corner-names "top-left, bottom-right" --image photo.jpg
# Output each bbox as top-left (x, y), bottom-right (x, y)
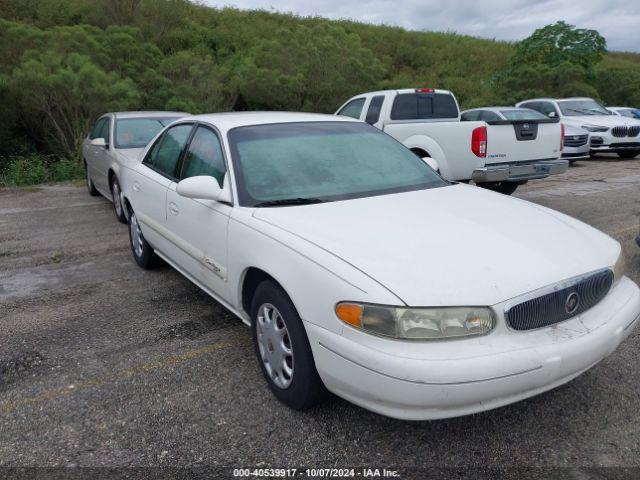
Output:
top-left (547, 111), bottom-right (556, 118)
top-left (91, 137), bottom-right (107, 147)
top-left (176, 175), bottom-right (232, 203)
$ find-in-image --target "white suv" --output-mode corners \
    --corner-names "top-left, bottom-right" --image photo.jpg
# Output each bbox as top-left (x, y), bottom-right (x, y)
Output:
top-left (517, 98), bottom-right (640, 159)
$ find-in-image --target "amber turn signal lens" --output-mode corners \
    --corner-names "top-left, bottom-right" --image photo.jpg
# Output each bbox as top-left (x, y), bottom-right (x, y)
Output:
top-left (335, 303), bottom-right (363, 328)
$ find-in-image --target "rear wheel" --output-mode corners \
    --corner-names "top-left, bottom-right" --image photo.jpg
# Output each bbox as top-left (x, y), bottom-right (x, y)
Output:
top-left (128, 210), bottom-right (159, 269)
top-left (85, 161), bottom-right (98, 196)
top-left (251, 280), bottom-right (328, 410)
top-left (617, 150), bottom-right (640, 159)
top-left (110, 176), bottom-right (127, 224)
top-left (478, 181), bottom-right (522, 195)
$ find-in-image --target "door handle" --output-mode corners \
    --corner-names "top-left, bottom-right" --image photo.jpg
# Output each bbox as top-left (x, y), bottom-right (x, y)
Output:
top-left (168, 202), bottom-right (180, 216)
top-left (133, 182), bottom-right (141, 192)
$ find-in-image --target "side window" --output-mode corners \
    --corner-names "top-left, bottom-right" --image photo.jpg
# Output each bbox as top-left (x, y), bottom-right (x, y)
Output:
top-left (98, 117), bottom-right (110, 144)
top-left (461, 111), bottom-right (480, 121)
top-left (180, 126), bottom-right (226, 187)
top-left (479, 110), bottom-right (501, 122)
top-left (365, 96), bottom-right (385, 124)
top-left (337, 98), bottom-right (366, 119)
top-left (538, 102), bottom-right (558, 117)
top-left (520, 102), bottom-right (541, 114)
top-left (89, 118), bottom-right (107, 139)
top-left (144, 124), bottom-right (193, 178)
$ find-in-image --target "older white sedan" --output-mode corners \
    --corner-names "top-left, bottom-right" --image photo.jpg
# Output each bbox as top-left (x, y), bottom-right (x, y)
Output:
top-left (83, 111), bottom-right (188, 222)
top-left (119, 112), bottom-right (640, 420)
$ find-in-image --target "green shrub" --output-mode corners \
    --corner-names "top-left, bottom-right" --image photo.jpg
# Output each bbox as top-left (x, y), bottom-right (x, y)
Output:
top-left (0, 155), bottom-right (83, 186)
top-left (49, 158), bottom-right (84, 182)
top-left (0, 155), bottom-right (49, 186)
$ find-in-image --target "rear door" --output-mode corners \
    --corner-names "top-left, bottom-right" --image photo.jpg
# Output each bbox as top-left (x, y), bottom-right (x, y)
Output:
top-left (93, 116), bottom-right (113, 193)
top-left (85, 117), bottom-right (109, 191)
top-left (484, 110), bottom-right (561, 165)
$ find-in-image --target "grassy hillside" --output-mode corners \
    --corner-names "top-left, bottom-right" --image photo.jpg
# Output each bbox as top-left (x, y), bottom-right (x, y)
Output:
top-left (1, 0), bottom-right (639, 182)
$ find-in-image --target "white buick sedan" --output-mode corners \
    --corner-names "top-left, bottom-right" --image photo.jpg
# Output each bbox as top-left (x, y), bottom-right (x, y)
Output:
top-left (119, 112), bottom-right (640, 420)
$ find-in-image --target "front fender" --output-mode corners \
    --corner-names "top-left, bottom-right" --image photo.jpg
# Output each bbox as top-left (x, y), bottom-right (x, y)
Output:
top-left (226, 211), bottom-right (404, 334)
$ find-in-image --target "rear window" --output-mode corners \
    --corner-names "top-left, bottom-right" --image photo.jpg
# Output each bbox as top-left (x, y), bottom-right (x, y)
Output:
top-left (390, 93), bottom-right (458, 120)
top-left (500, 109), bottom-right (548, 121)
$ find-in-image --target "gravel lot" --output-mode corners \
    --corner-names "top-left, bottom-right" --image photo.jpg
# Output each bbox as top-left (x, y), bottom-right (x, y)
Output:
top-left (1, 156), bottom-right (639, 476)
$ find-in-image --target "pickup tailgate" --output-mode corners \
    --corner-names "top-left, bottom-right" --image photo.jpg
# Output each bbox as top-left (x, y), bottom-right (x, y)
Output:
top-left (485, 119), bottom-right (561, 165)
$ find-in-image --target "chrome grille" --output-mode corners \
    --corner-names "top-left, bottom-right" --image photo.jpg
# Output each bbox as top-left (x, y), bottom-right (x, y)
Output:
top-left (629, 126), bottom-right (640, 137)
top-left (612, 126), bottom-right (628, 137)
top-left (505, 269), bottom-right (613, 331)
top-left (563, 134), bottom-right (588, 147)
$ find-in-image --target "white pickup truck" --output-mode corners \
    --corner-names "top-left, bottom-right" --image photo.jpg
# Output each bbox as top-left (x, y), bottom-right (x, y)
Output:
top-left (336, 88), bottom-right (568, 194)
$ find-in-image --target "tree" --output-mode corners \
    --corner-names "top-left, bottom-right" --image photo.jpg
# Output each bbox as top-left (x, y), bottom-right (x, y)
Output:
top-left (511, 21), bottom-right (606, 78)
top-left (9, 51), bottom-right (139, 157)
top-left (494, 21), bottom-right (607, 103)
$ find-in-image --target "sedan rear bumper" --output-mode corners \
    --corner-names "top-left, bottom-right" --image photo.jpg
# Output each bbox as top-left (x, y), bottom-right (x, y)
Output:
top-left (308, 277), bottom-right (640, 420)
top-left (472, 159), bottom-right (568, 183)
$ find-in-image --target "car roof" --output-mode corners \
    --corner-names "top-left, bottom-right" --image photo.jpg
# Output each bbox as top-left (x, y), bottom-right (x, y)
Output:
top-left (463, 106), bottom-right (531, 113)
top-left (176, 111), bottom-right (359, 131)
top-left (518, 97), bottom-right (595, 103)
top-left (112, 111), bottom-right (190, 119)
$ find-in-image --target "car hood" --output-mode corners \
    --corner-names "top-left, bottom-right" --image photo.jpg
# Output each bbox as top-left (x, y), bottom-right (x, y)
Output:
top-left (563, 124), bottom-right (588, 136)
top-left (116, 148), bottom-right (145, 165)
top-left (562, 115), bottom-right (640, 128)
top-left (252, 185), bottom-right (618, 306)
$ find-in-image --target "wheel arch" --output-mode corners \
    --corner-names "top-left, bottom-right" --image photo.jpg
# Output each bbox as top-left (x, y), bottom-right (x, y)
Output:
top-left (240, 267), bottom-right (288, 319)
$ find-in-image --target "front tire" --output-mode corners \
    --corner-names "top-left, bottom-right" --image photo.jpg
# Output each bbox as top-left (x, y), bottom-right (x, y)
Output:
top-left (110, 176), bottom-right (127, 224)
top-left (251, 280), bottom-right (328, 410)
top-left (128, 210), bottom-right (159, 269)
top-left (85, 161), bottom-right (99, 196)
top-left (617, 150), bottom-right (639, 159)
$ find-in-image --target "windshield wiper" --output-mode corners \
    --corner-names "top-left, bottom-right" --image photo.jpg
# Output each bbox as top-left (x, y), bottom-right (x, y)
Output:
top-left (253, 197), bottom-right (326, 207)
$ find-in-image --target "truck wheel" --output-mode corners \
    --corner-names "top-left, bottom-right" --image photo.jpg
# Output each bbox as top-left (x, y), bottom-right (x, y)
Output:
top-left (617, 150), bottom-right (639, 159)
top-left (479, 181), bottom-right (520, 195)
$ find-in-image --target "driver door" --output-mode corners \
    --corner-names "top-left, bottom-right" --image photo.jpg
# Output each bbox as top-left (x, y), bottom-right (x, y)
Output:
top-left (166, 123), bottom-right (232, 302)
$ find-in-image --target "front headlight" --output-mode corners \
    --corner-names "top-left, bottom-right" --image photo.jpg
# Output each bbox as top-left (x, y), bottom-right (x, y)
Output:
top-left (582, 124), bottom-right (609, 133)
top-left (613, 251), bottom-right (626, 284)
top-left (335, 303), bottom-right (495, 340)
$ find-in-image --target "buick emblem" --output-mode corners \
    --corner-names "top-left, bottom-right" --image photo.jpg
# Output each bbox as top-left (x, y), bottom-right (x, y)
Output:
top-left (523, 123), bottom-right (530, 129)
top-left (565, 292), bottom-right (580, 314)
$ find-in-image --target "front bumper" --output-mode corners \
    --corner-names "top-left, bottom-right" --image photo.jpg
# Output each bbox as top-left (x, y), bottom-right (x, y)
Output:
top-left (590, 138), bottom-right (640, 153)
top-left (308, 277), bottom-right (640, 420)
top-left (472, 159), bottom-right (568, 183)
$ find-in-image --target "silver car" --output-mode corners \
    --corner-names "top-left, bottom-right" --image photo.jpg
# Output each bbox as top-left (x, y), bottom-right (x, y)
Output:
top-left (83, 111), bottom-right (188, 222)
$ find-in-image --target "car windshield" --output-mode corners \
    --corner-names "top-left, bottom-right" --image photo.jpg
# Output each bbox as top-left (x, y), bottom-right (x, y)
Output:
top-left (228, 122), bottom-right (447, 207)
top-left (558, 100), bottom-right (611, 116)
top-left (115, 117), bottom-right (180, 149)
top-left (617, 108), bottom-right (640, 119)
top-left (500, 109), bottom-right (548, 121)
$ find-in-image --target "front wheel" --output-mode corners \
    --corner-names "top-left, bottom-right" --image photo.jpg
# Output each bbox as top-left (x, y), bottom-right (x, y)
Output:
top-left (128, 210), bottom-right (159, 269)
top-left (110, 176), bottom-right (127, 224)
top-left (617, 150), bottom-right (640, 159)
top-left (251, 280), bottom-right (328, 410)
